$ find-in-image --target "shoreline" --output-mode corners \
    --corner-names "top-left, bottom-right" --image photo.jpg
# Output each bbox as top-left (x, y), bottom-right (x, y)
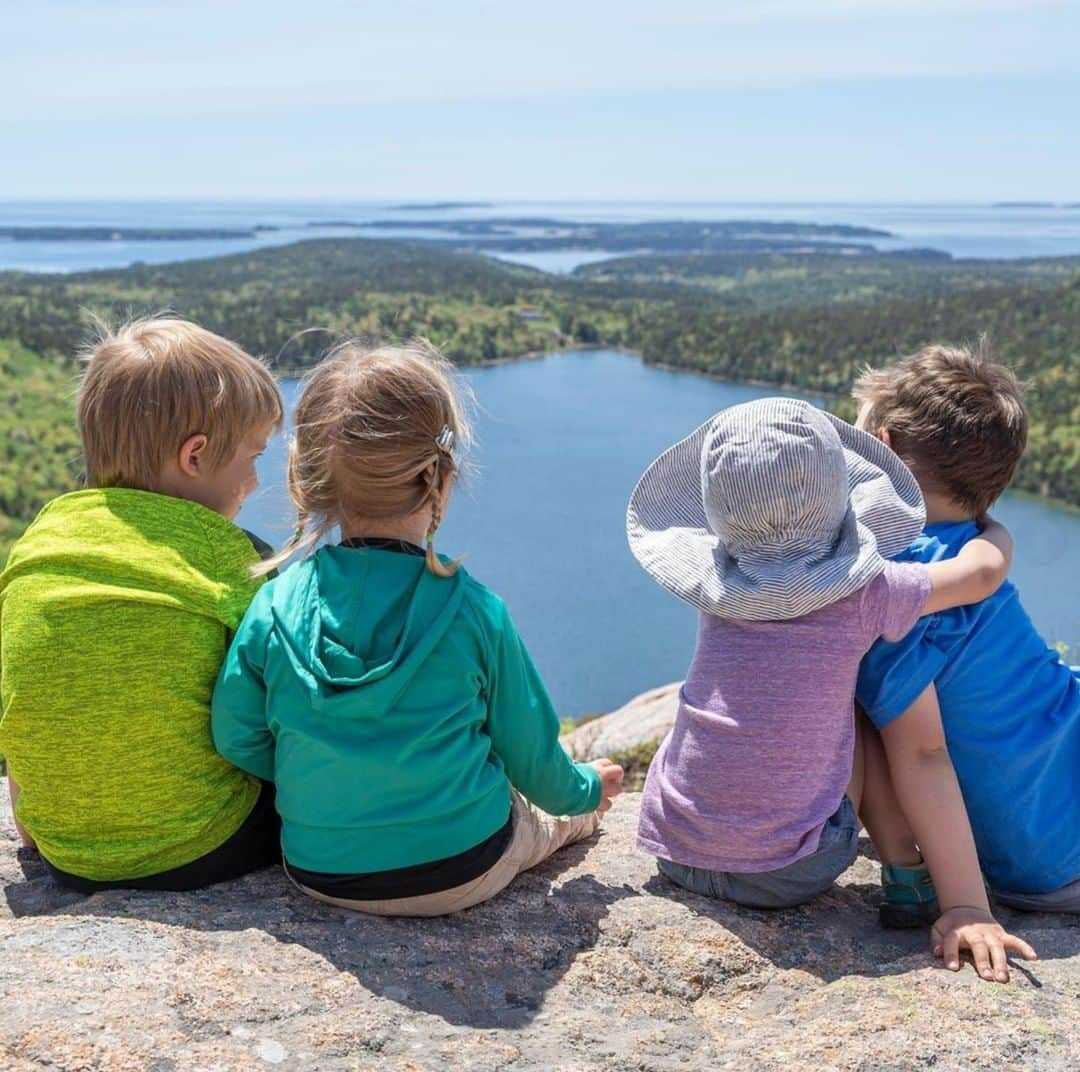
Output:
top-left (472, 346), bottom-right (836, 403)
top-left (648, 359), bottom-right (838, 401)
top-left (274, 340), bottom-right (624, 377)
top-left (277, 345), bottom-right (833, 398)
top-left (478, 341), bottom-right (626, 367)
top-left (273, 343), bottom-right (1076, 514)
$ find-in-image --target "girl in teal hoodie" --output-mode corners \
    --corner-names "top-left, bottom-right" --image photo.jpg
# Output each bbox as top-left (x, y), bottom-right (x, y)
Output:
top-left (211, 340), bottom-right (624, 916)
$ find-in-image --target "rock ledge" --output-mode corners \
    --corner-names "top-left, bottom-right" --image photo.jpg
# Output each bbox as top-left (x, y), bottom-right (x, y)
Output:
top-left (2, 782), bottom-right (1079, 1071)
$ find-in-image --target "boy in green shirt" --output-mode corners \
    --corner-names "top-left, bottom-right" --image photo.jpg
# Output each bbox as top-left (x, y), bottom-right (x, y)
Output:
top-left (1, 316), bottom-right (284, 890)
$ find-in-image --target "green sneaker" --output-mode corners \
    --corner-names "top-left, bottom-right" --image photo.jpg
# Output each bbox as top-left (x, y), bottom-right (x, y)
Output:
top-left (879, 861), bottom-right (939, 929)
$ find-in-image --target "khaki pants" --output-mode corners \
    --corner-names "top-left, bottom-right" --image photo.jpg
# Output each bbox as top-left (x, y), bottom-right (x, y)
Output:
top-left (288, 791), bottom-right (600, 917)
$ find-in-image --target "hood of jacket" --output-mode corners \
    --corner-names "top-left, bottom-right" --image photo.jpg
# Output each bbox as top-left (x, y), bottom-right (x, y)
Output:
top-left (268, 544), bottom-right (467, 717)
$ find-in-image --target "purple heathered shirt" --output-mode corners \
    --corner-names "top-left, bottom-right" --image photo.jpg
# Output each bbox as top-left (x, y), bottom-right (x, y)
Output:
top-left (638, 562), bottom-right (932, 873)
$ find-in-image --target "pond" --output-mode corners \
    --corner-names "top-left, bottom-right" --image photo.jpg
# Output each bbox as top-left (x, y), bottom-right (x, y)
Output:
top-left (239, 350), bottom-right (1079, 716)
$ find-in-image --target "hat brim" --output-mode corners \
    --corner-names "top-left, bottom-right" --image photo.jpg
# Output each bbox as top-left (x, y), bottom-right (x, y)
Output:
top-left (626, 407), bottom-right (925, 620)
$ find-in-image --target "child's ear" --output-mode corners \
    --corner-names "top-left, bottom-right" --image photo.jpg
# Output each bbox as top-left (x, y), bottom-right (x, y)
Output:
top-left (876, 427), bottom-right (893, 450)
top-left (177, 433), bottom-right (209, 478)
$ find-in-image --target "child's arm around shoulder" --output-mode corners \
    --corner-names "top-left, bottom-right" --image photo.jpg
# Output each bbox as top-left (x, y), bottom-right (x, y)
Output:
top-left (921, 517), bottom-right (1012, 616)
top-left (210, 585), bottom-right (276, 781)
top-left (878, 683), bottom-right (1037, 982)
top-left (478, 589), bottom-right (623, 816)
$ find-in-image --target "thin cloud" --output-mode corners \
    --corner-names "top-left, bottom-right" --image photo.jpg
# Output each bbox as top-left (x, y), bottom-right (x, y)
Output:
top-left (719, 0), bottom-right (1067, 15)
top-left (3, 2), bottom-right (1075, 116)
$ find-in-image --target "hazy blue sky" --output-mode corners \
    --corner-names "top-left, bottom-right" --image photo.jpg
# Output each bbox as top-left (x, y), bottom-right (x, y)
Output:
top-left (4, 0), bottom-right (1079, 200)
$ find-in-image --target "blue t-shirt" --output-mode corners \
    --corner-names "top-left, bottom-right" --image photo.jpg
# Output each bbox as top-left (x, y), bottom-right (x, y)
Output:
top-left (857, 520), bottom-right (1080, 895)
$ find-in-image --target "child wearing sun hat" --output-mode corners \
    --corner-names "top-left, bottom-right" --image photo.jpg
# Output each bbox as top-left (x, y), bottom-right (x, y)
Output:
top-left (628, 397), bottom-right (1036, 982)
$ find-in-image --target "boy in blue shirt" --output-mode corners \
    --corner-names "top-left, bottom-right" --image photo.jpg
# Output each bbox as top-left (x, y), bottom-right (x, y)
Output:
top-left (854, 340), bottom-right (1080, 916)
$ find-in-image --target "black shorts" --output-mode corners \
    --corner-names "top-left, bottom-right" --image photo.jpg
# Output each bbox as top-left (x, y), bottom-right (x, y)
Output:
top-left (43, 781), bottom-right (281, 894)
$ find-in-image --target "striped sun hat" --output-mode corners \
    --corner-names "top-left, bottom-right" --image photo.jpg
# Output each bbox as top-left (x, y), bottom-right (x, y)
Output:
top-left (626, 397), bottom-right (926, 620)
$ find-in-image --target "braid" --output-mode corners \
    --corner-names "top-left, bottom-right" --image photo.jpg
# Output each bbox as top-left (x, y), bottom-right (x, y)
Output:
top-left (252, 510), bottom-right (327, 577)
top-left (290, 509), bottom-right (311, 548)
top-left (424, 453), bottom-right (457, 578)
top-left (251, 438), bottom-right (330, 577)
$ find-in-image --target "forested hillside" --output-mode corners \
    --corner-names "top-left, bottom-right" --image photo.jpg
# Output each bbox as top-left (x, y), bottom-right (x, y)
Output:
top-left (0, 340), bottom-right (81, 556)
top-left (577, 251), bottom-right (1080, 308)
top-left (0, 240), bottom-right (624, 367)
top-left (625, 276), bottom-right (1080, 505)
top-left (0, 238), bottom-right (1076, 560)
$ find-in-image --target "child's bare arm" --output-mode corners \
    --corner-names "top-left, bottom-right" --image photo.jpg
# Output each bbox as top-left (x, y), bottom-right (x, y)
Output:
top-left (7, 775), bottom-right (36, 850)
top-left (922, 518), bottom-right (1012, 615)
top-left (879, 682), bottom-right (1037, 982)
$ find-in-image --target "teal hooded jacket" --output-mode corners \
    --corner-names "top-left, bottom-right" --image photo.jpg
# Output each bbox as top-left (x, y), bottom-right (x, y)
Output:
top-left (211, 545), bottom-right (601, 874)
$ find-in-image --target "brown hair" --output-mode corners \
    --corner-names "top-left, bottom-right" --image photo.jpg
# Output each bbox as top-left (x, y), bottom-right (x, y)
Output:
top-left (265, 339), bottom-right (472, 578)
top-left (76, 315), bottom-right (283, 489)
top-left (853, 337), bottom-right (1027, 517)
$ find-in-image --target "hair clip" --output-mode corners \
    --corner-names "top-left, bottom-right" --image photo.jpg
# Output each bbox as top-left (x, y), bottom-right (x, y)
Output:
top-left (435, 425), bottom-right (456, 457)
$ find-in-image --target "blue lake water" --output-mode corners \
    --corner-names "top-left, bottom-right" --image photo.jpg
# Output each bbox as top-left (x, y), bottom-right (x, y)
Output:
top-left (237, 350), bottom-right (1080, 717)
top-left (3, 200), bottom-right (1080, 273)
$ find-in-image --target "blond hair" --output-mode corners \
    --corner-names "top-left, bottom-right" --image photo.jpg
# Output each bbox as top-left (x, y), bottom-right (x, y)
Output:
top-left (264, 339), bottom-right (473, 578)
top-left (77, 315), bottom-right (283, 490)
top-left (853, 336), bottom-right (1027, 517)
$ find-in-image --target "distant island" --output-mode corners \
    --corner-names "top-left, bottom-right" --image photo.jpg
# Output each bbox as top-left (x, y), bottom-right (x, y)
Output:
top-left (992, 202), bottom-right (1060, 209)
top-left (351, 217), bottom-right (896, 256)
top-left (390, 201), bottom-right (495, 211)
top-left (0, 226), bottom-right (278, 242)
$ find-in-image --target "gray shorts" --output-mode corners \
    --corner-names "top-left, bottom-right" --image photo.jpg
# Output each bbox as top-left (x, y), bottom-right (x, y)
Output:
top-left (993, 876), bottom-right (1080, 914)
top-left (658, 797), bottom-right (860, 909)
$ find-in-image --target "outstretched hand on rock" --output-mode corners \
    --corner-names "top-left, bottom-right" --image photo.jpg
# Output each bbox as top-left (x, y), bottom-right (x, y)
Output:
top-left (591, 758), bottom-right (625, 814)
top-left (931, 906), bottom-right (1038, 983)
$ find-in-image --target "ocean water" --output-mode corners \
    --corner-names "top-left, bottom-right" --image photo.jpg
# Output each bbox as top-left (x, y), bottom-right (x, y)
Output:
top-left (237, 350), bottom-right (1080, 717)
top-left (2, 200), bottom-right (1080, 273)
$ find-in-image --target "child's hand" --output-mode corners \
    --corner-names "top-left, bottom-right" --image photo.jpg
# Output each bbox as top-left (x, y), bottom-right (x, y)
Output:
top-left (931, 906), bottom-right (1037, 983)
top-left (591, 758), bottom-right (625, 814)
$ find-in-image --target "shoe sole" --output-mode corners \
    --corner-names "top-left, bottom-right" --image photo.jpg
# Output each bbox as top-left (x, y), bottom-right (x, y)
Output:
top-left (879, 903), bottom-right (939, 929)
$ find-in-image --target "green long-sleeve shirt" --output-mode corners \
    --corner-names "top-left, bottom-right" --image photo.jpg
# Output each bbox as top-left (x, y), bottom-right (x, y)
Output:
top-left (211, 544), bottom-right (599, 874)
top-left (0, 489), bottom-right (263, 880)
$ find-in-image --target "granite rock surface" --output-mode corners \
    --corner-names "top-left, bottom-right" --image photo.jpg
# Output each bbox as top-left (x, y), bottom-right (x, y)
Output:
top-left (561, 682), bottom-right (678, 767)
top-left (3, 781), bottom-right (1079, 1071)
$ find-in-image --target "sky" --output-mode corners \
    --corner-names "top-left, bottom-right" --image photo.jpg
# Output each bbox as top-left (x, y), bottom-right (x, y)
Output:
top-left (3, 0), bottom-right (1079, 201)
